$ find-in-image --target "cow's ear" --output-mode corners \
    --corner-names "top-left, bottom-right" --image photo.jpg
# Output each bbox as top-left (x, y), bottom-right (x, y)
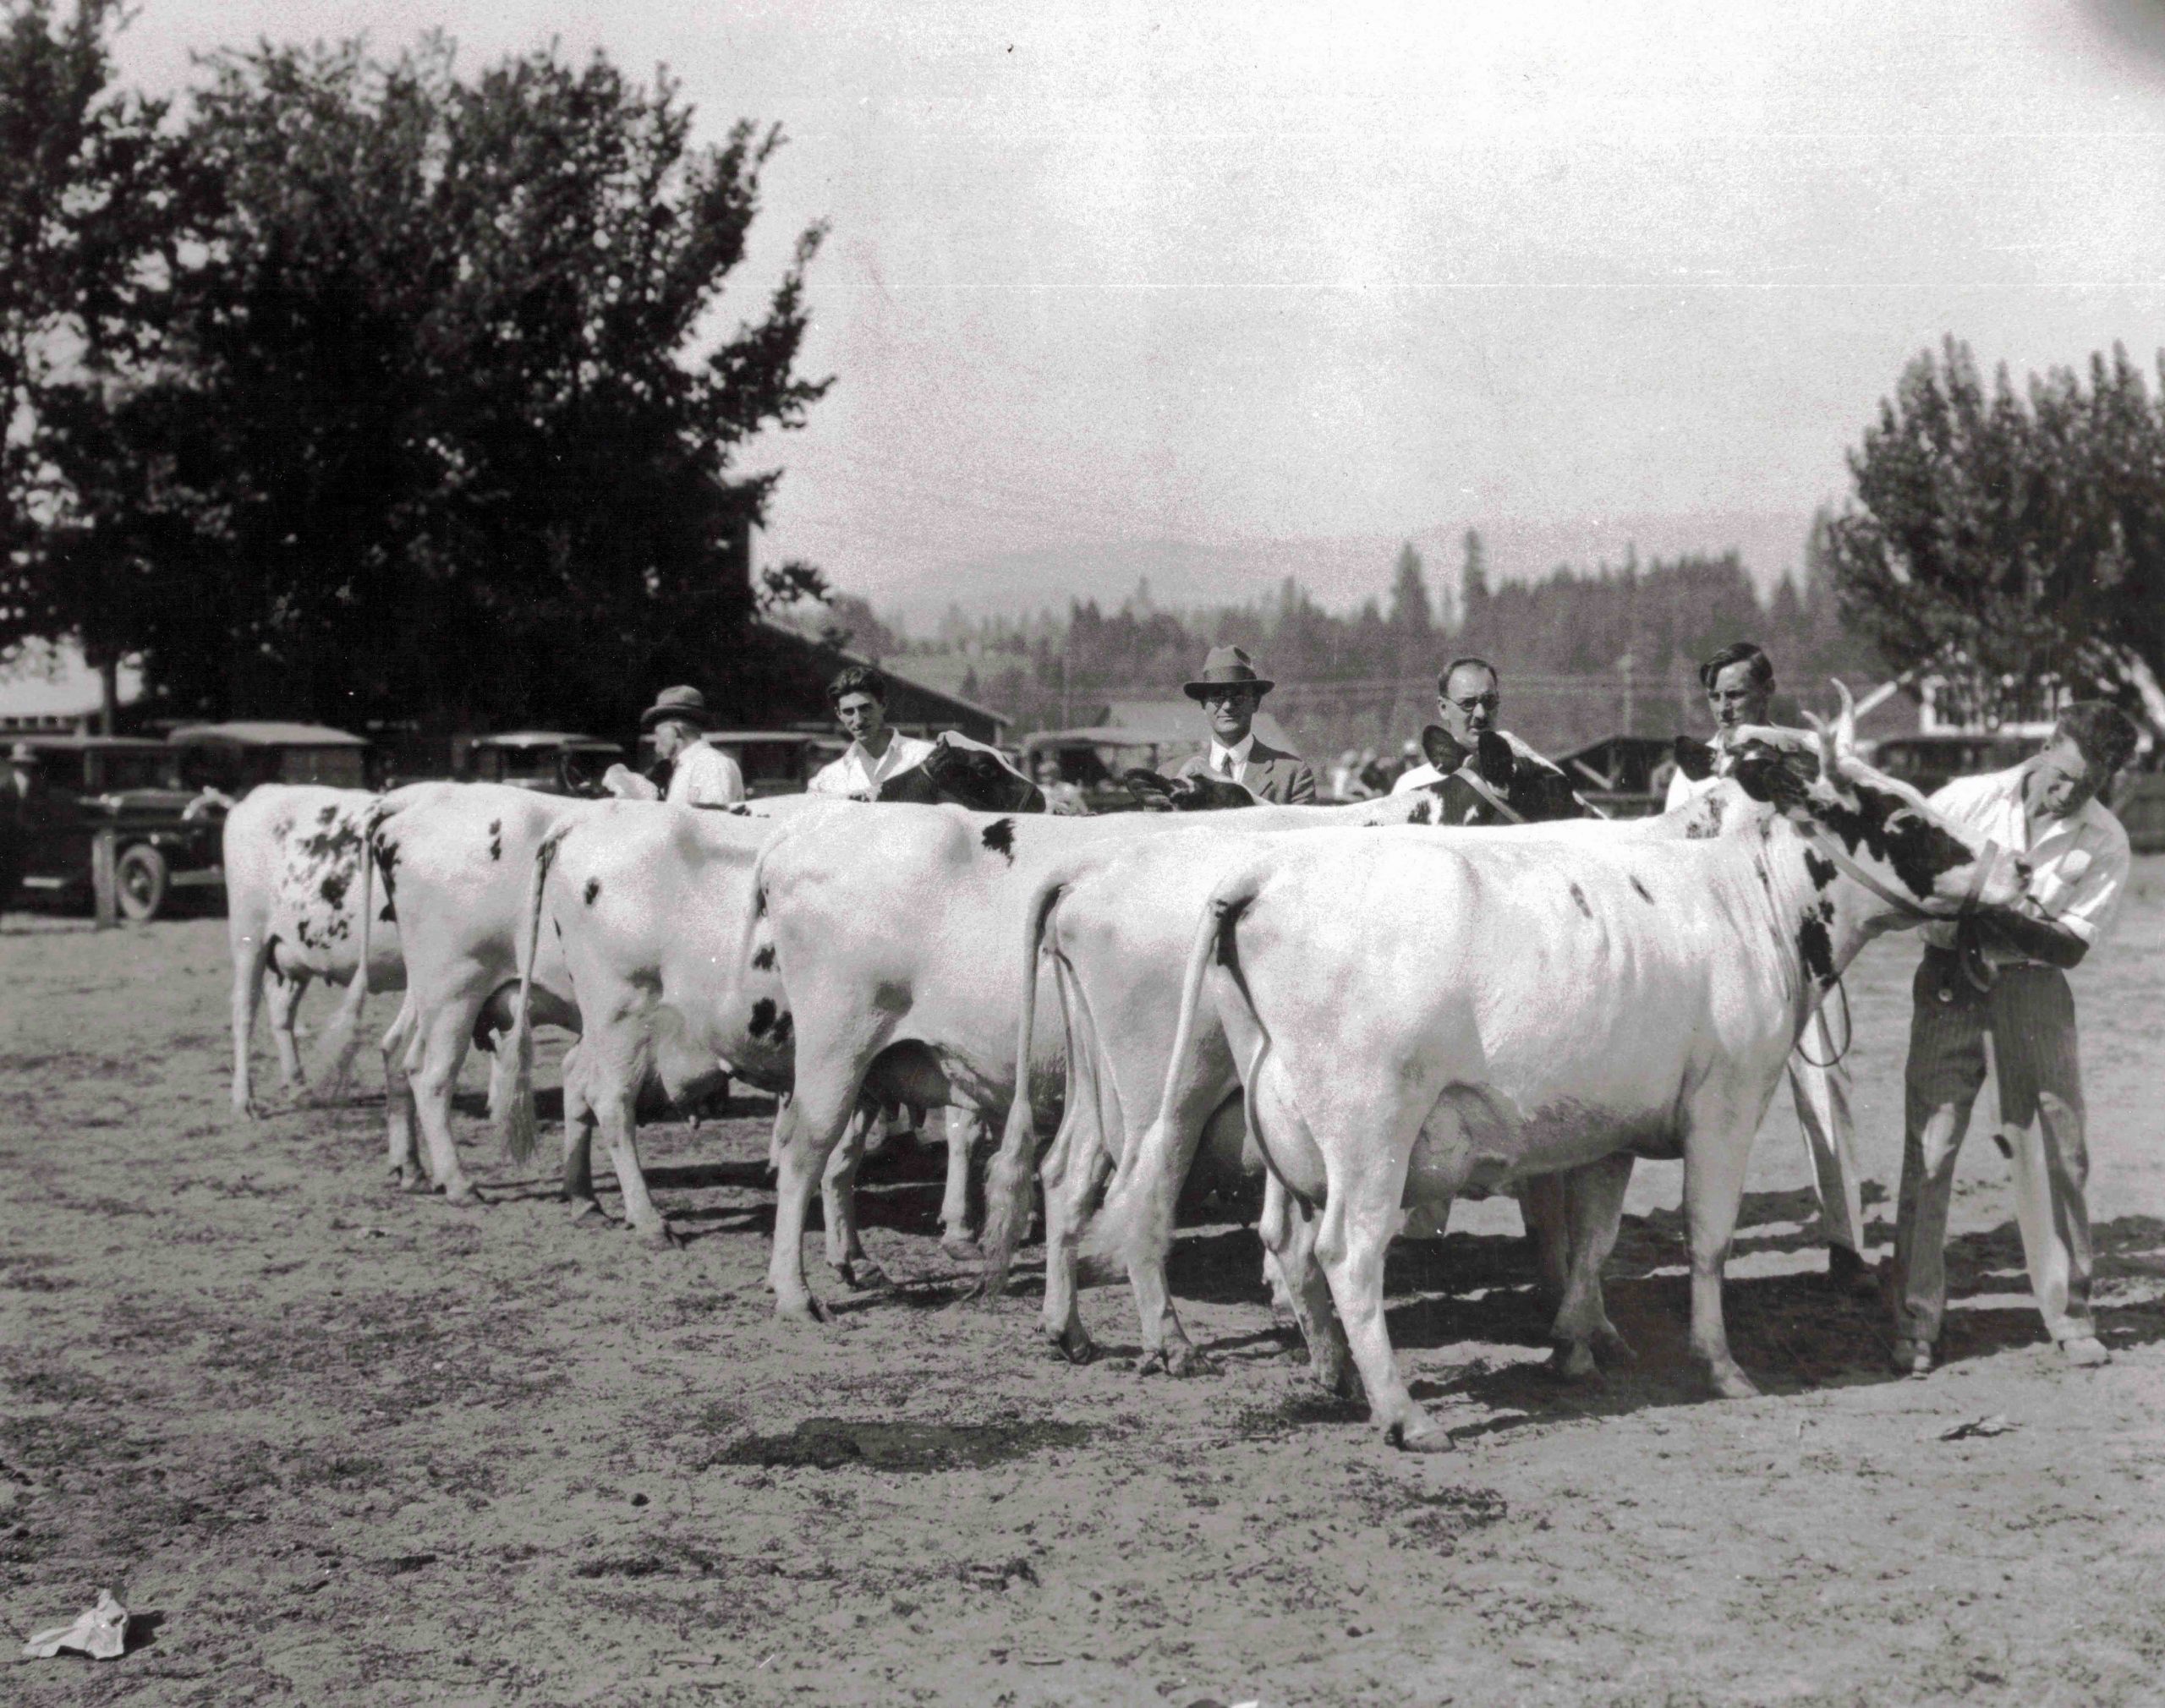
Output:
top-left (1475, 730), bottom-right (1516, 788)
top-left (1420, 724), bottom-right (1467, 775)
top-left (1729, 742), bottom-right (1806, 807)
top-left (1122, 769), bottom-right (1176, 812)
top-left (1674, 736), bottom-right (1717, 782)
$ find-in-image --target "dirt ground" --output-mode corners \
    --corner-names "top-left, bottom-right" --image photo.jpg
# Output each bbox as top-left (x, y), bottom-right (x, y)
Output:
top-left (3, 862), bottom-right (2164, 1707)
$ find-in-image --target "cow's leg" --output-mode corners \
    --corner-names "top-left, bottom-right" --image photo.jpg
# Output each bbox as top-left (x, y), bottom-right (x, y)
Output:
top-left (1039, 1132), bottom-right (1112, 1365)
top-left (1518, 1173), bottom-right (1572, 1303)
top-left (561, 1043), bottom-right (611, 1228)
top-left (229, 934), bottom-right (274, 1117)
top-left (1548, 1154), bottom-right (1636, 1378)
top-left (267, 969), bottom-right (310, 1092)
top-left (1313, 1132), bottom-right (1449, 1452)
top-left (381, 996), bottom-right (425, 1191)
top-left (768, 1074), bottom-right (875, 1324)
top-left (1683, 1105), bottom-right (1762, 1400)
top-left (821, 1104), bottom-right (888, 1289)
top-left (408, 999), bottom-right (485, 1206)
top-left (595, 1080), bottom-right (677, 1248)
top-left (939, 1105), bottom-right (988, 1261)
top-left (1259, 1173), bottom-right (1355, 1398)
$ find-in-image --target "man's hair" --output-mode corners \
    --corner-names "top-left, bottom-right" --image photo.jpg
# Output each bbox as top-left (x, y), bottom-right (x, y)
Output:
top-left (1437, 656), bottom-right (1499, 698)
top-left (2055, 700), bottom-right (2140, 775)
top-left (1697, 641), bottom-right (1775, 693)
top-left (826, 664), bottom-right (888, 707)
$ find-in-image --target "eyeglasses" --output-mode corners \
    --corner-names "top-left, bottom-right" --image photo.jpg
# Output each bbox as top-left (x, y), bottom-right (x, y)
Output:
top-left (1199, 690), bottom-right (1255, 708)
top-left (1448, 694), bottom-right (1501, 714)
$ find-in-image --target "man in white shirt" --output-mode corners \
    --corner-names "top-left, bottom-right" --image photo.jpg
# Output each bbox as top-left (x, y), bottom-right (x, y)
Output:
top-left (1391, 657), bottom-right (1549, 795)
top-left (639, 685), bottom-right (746, 807)
top-left (1890, 700), bottom-right (2140, 1377)
top-left (1667, 642), bottom-right (1873, 1295)
top-left (807, 665), bottom-right (936, 798)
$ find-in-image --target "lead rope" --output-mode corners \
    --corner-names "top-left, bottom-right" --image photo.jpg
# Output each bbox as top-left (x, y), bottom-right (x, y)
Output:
top-left (1794, 976), bottom-right (1853, 1070)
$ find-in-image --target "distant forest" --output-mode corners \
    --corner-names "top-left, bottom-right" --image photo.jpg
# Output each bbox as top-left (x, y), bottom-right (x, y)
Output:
top-left (825, 520), bottom-right (1887, 756)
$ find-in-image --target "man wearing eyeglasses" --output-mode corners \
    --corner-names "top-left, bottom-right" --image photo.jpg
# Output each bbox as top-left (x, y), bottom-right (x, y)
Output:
top-left (1173, 646), bottom-right (1317, 804)
top-left (1665, 640), bottom-right (1873, 1297)
top-left (1389, 657), bottom-right (1545, 793)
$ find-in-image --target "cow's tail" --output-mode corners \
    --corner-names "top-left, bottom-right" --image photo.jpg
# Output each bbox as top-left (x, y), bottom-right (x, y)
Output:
top-left (497, 821), bottom-right (571, 1166)
top-left (977, 872), bottom-right (1077, 1299)
top-left (1085, 870), bottom-right (1262, 1273)
top-left (310, 803), bottom-right (385, 1100)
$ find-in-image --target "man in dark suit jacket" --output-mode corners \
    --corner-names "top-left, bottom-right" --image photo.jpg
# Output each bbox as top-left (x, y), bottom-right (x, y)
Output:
top-left (1172, 646), bottom-right (1318, 805)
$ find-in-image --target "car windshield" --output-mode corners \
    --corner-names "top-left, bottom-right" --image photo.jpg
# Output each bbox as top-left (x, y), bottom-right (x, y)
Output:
top-left (96, 752), bottom-right (179, 791)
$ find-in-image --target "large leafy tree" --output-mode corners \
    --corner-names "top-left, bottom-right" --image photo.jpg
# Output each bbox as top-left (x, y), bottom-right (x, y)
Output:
top-left (1826, 337), bottom-right (2165, 727)
top-left (0, 0), bottom-right (183, 723)
top-left (23, 29), bottom-right (830, 732)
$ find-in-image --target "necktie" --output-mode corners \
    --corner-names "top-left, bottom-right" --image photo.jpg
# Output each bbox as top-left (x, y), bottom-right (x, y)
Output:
top-left (1215, 751), bottom-right (1233, 779)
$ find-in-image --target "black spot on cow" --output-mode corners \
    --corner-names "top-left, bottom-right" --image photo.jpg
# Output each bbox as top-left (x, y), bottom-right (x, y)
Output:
top-left (552, 919), bottom-right (562, 940)
top-left (1630, 875), bottom-right (1654, 905)
top-left (319, 868), bottom-right (350, 910)
top-left (748, 998), bottom-right (793, 1045)
top-left (1798, 906), bottom-right (1836, 987)
top-left (488, 819), bottom-right (503, 862)
top-left (1803, 848), bottom-right (1838, 890)
top-left (317, 804), bottom-right (338, 826)
top-left (271, 814), bottom-right (295, 843)
top-left (379, 904), bottom-right (396, 922)
top-left (752, 944), bottom-right (777, 972)
top-left (1407, 797), bottom-right (1436, 826)
top-left (266, 935), bottom-right (287, 978)
top-left (981, 818), bottom-right (1017, 863)
top-left (375, 835), bottom-right (401, 895)
top-left (1569, 882), bottom-right (1592, 919)
top-left (584, 877), bottom-right (600, 906)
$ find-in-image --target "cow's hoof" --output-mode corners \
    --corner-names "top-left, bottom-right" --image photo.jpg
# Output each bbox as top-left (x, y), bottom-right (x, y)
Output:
top-left (392, 1169), bottom-right (430, 1196)
top-left (830, 1257), bottom-right (889, 1292)
top-left (1045, 1324), bottom-right (1096, 1366)
top-left (442, 1182), bottom-right (486, 1208)
top-left (940, 1234), bottom-right (985, 1264)
top-left (1141, 1343), bottom-right (1212, 1378)
top-left (639, 1219), bottom-right (683, 1251)
top-left (567, 1199), bottom-right (614, 1230)
top-left (776, 1295), bottom-right (828, 1327)
top-left (1386, 1418), bottom-right (1457, 1453)
top-left (1549, 1341), bottom-right (1602, 1382)
top-left (1592, 1324), bottom-right (1638, 1366)
top-left (1313, 1353), bottom-right (1358, 1400)
top-left (1708, 1366), bottom-right (1761, 1401)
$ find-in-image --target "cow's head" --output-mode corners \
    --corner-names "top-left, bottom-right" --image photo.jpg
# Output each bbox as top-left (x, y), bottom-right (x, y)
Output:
top-left (1729, 682), bottom-right (2028, 915)
top-left (1411, 726), bottom-right (1589, 825)
top-left (1122, 767), bottom-right (1258, 812)
top-left (1673, 734), bottom-right (1718, 782)
top-left (878, 736), bottom-right (1046, 813)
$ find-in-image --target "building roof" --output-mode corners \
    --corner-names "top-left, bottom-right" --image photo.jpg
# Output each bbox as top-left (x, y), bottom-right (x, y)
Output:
top-left (169, 721), bottom-right (368, 747)
top-left (757, 618), bottom-right (1012, 733)
top-left (469, 731), bottom-right (622, 751)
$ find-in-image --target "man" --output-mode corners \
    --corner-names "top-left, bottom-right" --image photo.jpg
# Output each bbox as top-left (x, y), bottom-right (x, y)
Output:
top-left (808, 665), bottom-right (936, 797)
top-left (1172, 646), bottom-right (1316, 804)
top-left (639, 686), bottom-right (746, 807)
top-left (1391, 657), bottom-right (1546, 794)
top-left (1668, 641), bottom-right (1873, 1293)
top-left (1890, 700), bottom-right (2139, 1377)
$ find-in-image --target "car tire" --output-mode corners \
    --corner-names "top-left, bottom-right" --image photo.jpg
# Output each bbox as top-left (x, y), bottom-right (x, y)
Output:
top-left (115, 843), bottom-right (168, 922)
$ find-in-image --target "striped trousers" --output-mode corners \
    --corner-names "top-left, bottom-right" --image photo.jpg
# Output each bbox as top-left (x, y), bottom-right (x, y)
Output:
top-left (1892, 948), bottom-right (2094, 1347)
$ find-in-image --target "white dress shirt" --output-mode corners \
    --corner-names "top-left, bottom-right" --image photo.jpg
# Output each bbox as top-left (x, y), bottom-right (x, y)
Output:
top-left (1204, 732), bottom-right (1258, 786)
top-left (1664, 729), bottom-right (1746, 812)
top-left (665, 739), bottom-right (746, 807)
top-left (1924, 763), bottom-right (2130, 959)
top-left (808, 731), bottom-right (938, 797)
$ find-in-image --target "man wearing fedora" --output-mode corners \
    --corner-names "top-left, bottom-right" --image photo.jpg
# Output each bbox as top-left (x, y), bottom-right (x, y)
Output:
top-left (639, 686), bottom-right (745, 807)
top-left (1174, 646), bottom-right (1316, 805)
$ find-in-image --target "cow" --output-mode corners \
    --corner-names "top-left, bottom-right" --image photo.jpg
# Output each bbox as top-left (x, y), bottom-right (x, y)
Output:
top-left (1082, 692), bottom-right (2028, 1448)
top-left (976, 734), bottom-right (1632, 1376)
top-left (223, 784), bottom-right (452, 1116)
top-left (747, 734), bottom-right (1579, 1323)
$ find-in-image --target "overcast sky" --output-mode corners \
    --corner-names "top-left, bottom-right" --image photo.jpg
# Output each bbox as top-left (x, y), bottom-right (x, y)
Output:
top-left (110, 0), bottom-right (2165, 623)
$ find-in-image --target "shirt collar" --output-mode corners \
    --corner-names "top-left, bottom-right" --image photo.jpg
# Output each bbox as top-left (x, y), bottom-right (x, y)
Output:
top-left (1210, 733), bottom-right (1257, 769)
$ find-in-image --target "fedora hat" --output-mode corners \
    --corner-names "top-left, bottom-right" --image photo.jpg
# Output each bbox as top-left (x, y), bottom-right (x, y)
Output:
top-left (1182, 645), bottom-right (1274, 702)
top-left (638, 685), bottom-right (714, 731)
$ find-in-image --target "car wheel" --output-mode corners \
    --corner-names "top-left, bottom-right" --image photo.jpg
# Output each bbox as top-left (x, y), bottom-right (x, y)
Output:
top-left (116, 843), bottom-right (169, 922)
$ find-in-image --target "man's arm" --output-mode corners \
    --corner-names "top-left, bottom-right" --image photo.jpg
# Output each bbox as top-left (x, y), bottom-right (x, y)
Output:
top-left (1972, 900), bottom-right (2088, 970)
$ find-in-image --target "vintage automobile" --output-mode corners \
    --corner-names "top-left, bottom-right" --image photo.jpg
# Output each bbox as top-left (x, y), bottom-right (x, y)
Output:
top-left (457, 731), bottom-right (628, 797)
top-left (628, 730), bottom-right (841, 799)
top-left (1859, 731), bottom-right (2043, 799)
top-left (0, 736), bottom-right (226, 921)
top-left (170, 721), bottom-right (370, 796)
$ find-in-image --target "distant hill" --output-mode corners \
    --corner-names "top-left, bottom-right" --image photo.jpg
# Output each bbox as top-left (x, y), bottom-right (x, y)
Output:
top-left (874, 509), bottom-right (1817, 634)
